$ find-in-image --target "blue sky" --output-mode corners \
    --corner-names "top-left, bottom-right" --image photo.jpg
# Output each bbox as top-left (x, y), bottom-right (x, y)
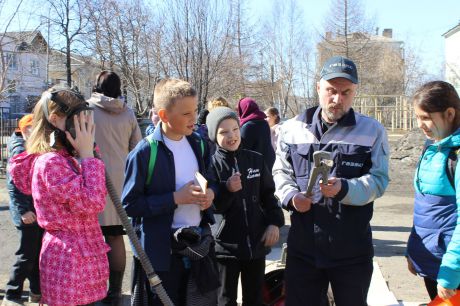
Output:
top-left (367, 0), bottom-right (460, 77)
top-left (251, 0), bottom-right (460, 77)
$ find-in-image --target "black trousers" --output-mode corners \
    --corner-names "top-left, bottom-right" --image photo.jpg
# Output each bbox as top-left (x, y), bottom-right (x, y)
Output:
top-left (217, 257), bottom-right (265, 306)
top-left (5, 224), bottom-right (43, 299)
top-left (131, 255), bottom-right (190, 306)
top-left (424, 277), bottom-right (439, 301)
top-left (285, 255), bottom-right (373, 306)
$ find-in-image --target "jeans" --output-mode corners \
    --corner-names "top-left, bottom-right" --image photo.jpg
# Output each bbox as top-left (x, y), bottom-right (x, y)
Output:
top-left (5, 225), bottom-right (43, 299)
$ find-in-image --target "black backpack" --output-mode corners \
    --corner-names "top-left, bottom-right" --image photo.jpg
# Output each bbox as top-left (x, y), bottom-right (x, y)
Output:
top-left (446, 147), bottom-right (460, 189)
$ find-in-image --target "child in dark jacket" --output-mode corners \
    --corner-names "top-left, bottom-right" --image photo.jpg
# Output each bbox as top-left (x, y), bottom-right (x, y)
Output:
top-left (206, 107), bottom-right (285, 306)
top-left (3, 114), bottom-right (43, 305)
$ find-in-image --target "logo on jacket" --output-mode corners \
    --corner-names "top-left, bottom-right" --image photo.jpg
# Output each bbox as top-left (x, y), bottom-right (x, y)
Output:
top-left (341, 161), bottom-right (363, 168)
top-left (247, 168), bottom-right (260, 179)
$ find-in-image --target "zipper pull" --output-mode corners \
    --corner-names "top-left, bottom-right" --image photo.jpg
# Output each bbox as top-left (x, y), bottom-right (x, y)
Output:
top-left (234, 157), bottom-right (240, 173)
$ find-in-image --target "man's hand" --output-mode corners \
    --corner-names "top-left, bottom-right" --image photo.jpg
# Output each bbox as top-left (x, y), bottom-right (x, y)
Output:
top-left (226, 172), bottom-right (242, 192)
top-left (319, 177), bottom-right (341, 198)
top-left (173, 181), bottom-right (207, 205)
top-left (291, 192), bottom-right (312, 213)
top-left (438, 284), bottom-right (457, 300)
top-left (261, 225), bottom-right (280, 247)
top-left (21, 211), bottom-right (37, 224)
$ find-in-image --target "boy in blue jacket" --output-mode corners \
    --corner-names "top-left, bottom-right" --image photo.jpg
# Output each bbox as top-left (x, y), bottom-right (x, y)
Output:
top-left (121, 78), bottom-right (219, 306)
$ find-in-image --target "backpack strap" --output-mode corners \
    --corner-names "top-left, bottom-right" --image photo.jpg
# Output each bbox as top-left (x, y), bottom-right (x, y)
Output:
top-left (446, 146), bottom-right (460, 190)
top-left (200, 138), bottom-right (205, 157)
top-left (145, 135), bottom-right (158, 187)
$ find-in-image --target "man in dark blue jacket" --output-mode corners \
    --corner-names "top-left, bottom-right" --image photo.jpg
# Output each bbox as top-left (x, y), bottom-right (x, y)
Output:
top-left (273, 57), bottom-right (390, 306)
top-left (3, 114), bottom-right (43, 305)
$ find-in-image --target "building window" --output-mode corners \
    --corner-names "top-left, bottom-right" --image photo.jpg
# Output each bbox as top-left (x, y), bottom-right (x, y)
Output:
top-left (30, 59), bottom-right (39, 76)
top-left (7, 80), bottom-right (16, 93)
top-left (5, 53), bottom-right (17, 70)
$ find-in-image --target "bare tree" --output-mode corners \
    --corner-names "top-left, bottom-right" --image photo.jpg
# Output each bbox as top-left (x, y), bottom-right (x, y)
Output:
top-left (45, 0), bottom-right (87, 87)
top-left (84, 0), bottom-right (161, 114)
top-left (160, 0), bottom-right (235, 107)
top-left (402, 41), bottom-right (434, 95)
top-left (0, 0), bottom-right (25, 97)
top-left (317, 0), bottom-right (411, 96)
top-left (258, 0), bottom-right (313, 117)
top-left (446, 62), bottom-right (460, 90)
top-left (320, 0), bottom-right (374, 59)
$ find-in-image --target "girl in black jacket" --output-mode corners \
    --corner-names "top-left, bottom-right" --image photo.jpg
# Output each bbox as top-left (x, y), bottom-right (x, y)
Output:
top-left (206, 107), bottom-right (284, 306)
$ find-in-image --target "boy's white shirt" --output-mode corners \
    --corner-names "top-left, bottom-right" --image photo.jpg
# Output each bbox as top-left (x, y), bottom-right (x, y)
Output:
top-left (163, 135), bottom-right (202, 228)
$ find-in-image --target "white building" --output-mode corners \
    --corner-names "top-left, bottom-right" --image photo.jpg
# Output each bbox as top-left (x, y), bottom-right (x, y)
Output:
top-left (48, 50), bottom-right (100, 99)
top-left (0, 31), bottom-right (48, 115)
top-left (443, 23), bottom-right (460, 93)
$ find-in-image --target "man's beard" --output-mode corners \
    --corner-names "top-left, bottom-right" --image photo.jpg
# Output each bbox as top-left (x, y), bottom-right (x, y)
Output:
top-left (323, 105), bottom-right (346, 123)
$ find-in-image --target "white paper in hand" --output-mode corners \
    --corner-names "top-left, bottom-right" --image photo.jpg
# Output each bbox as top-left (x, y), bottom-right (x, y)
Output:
top-left (194, 172), bottom-right (208, 193)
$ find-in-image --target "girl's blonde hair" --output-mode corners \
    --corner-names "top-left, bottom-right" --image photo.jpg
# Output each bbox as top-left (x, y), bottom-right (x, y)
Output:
top-left (208, 97), bottom-right (229, 111)
top-left (27, 87), bottom-right (87, 154)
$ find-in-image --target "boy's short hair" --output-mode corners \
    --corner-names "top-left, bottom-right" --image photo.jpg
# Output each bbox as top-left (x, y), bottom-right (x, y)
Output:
top-left (154, 78), bottom-right (197, 110)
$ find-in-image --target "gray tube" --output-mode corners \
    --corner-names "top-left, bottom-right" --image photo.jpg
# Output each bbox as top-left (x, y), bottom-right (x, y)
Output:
top-left (97, 153), bottom-right (174, 306)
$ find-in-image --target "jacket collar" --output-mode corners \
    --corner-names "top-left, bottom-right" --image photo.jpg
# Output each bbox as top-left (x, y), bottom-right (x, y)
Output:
top-left (150, 122), bottom-right (204, 168)
top-left (302, 105), bottom-right (356, 127)
top-left (427, 128), bottom-right (460, 149)
top-left (151, 122), bottom-right (164, 142)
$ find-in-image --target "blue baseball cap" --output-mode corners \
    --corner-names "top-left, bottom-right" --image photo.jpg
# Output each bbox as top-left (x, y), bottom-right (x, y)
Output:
top-left (320, 56), bottom-right (358, 84)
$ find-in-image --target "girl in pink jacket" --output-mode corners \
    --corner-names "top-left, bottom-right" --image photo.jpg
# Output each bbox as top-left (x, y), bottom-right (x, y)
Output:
top-left (8, 87), bottom-right (110, 306)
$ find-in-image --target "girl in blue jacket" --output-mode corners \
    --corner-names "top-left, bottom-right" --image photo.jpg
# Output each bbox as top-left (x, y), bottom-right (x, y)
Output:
top-left (407, 80), bottom-right (460, 301)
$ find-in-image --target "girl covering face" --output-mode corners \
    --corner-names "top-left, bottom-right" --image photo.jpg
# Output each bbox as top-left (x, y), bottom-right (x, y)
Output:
top-left (8, 87), bottom-right (110, 306)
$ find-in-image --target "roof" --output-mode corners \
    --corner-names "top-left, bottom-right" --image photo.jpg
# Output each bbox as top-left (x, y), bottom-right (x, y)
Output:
top-left (3, 30), bottom-right (48, 51)
top-left (5, 31), bottom-right (40, 43)
top-left (443, 23), bottom-right (460, 38)
top-left (321, 31), bottom-right (403, 44)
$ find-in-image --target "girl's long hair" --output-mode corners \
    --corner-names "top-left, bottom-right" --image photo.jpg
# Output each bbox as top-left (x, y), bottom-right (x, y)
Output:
top-left (413, 81), bottom-right (460, 132)
top-left (27, 87), bottom-right (87, 154)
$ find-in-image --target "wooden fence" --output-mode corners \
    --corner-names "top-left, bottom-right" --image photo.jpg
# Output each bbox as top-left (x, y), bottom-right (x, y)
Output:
top-left (354, 95), bottom-right (414, 131)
